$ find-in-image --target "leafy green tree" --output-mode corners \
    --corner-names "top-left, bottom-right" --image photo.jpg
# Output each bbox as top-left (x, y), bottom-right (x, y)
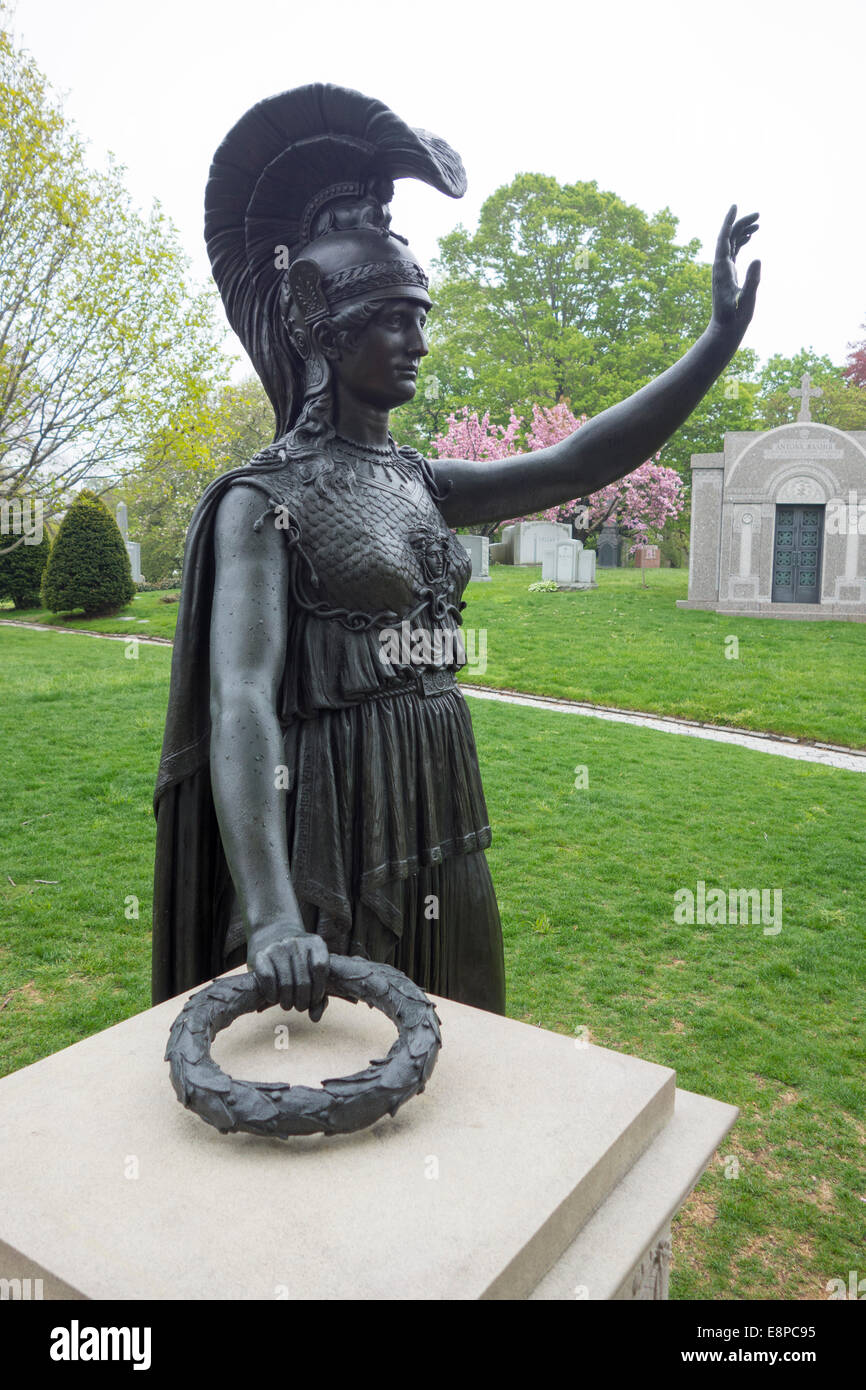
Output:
top-left (0, 527), bottom-right (50, 606)
top-left (0, 14), bottom-right (228, 526)
top-left (397, 173), bottom-right (757, 473)
top-left (41, 490), bottom-right (135, 615)
top-left (116, 376), bottom-right (274, 583)
top-left (751, 349), bottom-right (866, 431)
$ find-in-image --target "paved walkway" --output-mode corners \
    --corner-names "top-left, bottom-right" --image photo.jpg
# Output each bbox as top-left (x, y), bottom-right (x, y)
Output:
top-left (461, 684), bottom-right (866, 774)
top-left (3, 618), bottom-right (864, 773)
top-left (0, 619), bottom-right (172, 646)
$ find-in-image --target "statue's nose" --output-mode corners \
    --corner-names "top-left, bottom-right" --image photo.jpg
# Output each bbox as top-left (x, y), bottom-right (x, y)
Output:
top-left (407, 323), bottom-right (429, 357)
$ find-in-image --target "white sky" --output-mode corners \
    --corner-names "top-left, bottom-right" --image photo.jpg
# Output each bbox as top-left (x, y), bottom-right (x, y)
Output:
top-left (9, 0), bottom-right (866, 372)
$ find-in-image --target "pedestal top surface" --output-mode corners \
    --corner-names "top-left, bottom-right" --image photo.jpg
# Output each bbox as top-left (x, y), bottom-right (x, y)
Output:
top-left (0, 974), bottom-right (676, 1300)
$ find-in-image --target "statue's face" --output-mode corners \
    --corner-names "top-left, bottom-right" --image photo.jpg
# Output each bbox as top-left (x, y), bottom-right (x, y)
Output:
top-left (333, 298), bottom-right (429, 410)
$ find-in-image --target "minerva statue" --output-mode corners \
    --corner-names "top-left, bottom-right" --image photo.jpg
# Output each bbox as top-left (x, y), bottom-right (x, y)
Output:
top-left (151, 85), bottom-right (759, 1027)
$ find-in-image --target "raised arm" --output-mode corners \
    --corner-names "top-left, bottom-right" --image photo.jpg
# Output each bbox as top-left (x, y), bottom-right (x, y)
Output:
top-left (210, 485), bottom-right (328, 1015)
top-left (431, 207), bottom-right (760, 528)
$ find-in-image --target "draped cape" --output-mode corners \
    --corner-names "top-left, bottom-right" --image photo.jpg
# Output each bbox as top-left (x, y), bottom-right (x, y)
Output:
top-left (151, 465), bottom-right (279, 1004)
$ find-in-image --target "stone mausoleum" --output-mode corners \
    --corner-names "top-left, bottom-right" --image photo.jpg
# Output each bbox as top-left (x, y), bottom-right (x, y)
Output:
top-left (678, 375), bottom-right (866, 621)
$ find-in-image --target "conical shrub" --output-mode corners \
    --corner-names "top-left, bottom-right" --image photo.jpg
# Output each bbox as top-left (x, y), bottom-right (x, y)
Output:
top-left (0, 529), bottom-right (51, 608)
top-left (41, 490), bottom-right (135, 616)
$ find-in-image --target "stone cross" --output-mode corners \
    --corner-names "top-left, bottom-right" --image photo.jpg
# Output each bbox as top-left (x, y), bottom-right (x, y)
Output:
top-left (789, 372), bottom-right (823, 423)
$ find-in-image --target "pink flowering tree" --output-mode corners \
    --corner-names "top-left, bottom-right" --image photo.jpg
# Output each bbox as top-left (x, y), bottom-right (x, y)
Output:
top-left (845, 321), bottom-right (866, 389)
top-left (433, 404), bottom-right (684, 546)
top-left (431, 408), bottom-right (524, 466)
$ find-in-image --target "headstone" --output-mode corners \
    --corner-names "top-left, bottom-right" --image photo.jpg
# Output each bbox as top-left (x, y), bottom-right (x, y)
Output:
top-left (633, 543), bottom-right (660, 568)
top-left (540, 539), bottom-right (597, 590)
top-left (0, 971), bottom-right (738, 1301)
top-left (491, 523), bottom-right (516, 564)
top-left (116, 501), bottom-right (144, 584)
top-left (577, 548), bottom-right (597, 586)
top-left (458, 533), bottom-right (490, 581)
top-left (597, 521), bottom-right (621, 567)
top-left (497, 520), bottom-right (571, 565)
top-left (679, 376), bottom-right (866, 620)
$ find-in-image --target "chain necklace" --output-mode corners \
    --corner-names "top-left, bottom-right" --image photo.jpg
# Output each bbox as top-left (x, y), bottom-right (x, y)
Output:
top-left (333, 432), bottom-right (396, 458)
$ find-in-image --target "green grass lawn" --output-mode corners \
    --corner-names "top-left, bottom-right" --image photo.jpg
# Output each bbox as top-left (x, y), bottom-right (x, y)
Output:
top-left (6, 566), bottom-right (865, 746)
top-left (458, 566), bottom-right (866, 749)
top-left (1, 626), bottom-right (863, 1299)
top-left (0, 587), bottom-right (180, 640)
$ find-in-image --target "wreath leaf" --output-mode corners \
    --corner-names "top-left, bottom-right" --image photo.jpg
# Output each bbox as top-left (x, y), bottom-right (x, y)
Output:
top-left (165, 956), bottom-right (441, 1139)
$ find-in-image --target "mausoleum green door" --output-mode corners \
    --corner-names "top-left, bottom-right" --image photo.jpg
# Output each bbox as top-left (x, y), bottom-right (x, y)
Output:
top-left (771, 505), bottom-right (824, 603)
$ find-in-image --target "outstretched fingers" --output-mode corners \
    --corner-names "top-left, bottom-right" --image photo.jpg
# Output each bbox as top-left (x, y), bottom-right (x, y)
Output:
top-left (715, 204), bottom-right (738, 262)
top-left (731, 212), bottom-right (759, 258)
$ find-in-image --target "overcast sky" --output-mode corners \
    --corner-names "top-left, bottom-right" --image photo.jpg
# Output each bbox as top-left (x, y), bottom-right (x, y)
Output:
top-left (10, 0), bottom-right (866, 376)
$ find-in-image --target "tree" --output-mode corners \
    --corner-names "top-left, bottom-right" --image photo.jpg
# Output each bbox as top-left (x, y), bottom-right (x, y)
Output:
top-left (0, 15), bottom-right (228, 534)
top-left (433, 404), bottom-right (684, 546)
top-left (0, 526), bottom-right (50, 606)
top-left (396, 173), bottom-right (757, 476)
top-left (752, 349), bottom-right (866, 432)
top-left (115, 375), bottom-right (274, 583)
top-left (844, 321), bottom-right (866, 389)
top-left (41, 490), bottom-right (135, 615)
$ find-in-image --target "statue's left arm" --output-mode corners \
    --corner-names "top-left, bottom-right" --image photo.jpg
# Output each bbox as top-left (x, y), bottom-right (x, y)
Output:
top-left (431, 207), bottom-right (760, 528)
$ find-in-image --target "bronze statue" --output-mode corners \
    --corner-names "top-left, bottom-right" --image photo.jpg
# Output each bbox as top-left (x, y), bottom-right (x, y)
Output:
top-left (152, 84), bottom-right (759, 1026)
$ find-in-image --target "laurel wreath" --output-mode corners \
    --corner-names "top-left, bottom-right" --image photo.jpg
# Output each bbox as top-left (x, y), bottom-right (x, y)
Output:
top-left (165, 955), bottom-right (442, 1139)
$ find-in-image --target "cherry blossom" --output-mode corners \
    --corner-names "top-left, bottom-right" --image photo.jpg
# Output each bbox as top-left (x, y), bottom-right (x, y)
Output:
top-left (434, 404), bottom-right (684, 544)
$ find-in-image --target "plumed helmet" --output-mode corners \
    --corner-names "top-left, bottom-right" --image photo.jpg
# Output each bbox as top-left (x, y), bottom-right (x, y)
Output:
top-left (204, 84), bottom-right (466, 438)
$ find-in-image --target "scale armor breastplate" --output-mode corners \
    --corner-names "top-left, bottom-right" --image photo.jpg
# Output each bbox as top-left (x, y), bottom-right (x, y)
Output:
top-left (250, 435), bottom-right (471, 637)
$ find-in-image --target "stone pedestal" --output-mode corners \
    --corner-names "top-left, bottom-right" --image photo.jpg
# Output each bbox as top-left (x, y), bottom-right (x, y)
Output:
top-left (0, 974), bottom-right (736, 1300)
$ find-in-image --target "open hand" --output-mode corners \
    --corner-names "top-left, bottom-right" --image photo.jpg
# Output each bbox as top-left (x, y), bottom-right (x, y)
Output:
top-left (247, 920), bottom-right (330, 1020)
top-left (712, 204), bottom-right (760, 339)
